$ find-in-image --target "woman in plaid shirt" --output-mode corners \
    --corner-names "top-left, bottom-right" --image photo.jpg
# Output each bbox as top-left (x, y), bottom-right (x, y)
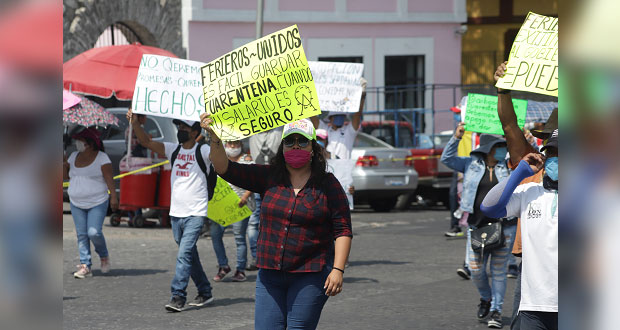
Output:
top-left (201, 115), bottom-right (352, 330)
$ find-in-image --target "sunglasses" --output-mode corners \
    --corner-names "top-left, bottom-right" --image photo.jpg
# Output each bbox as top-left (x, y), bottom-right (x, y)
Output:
top-left (283, 136), bottom-right (311, 148)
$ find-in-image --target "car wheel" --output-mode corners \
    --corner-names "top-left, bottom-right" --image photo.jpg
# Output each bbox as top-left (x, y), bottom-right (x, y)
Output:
top-left (370, 197), bottom-right (398, 212)
top-left (395, 193), bottom-right (414, 210)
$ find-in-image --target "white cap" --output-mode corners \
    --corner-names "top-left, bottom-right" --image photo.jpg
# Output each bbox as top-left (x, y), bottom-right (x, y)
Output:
top-left (282, 118), bottom-right (316, 141)
top-left (173, 119), bottom-right (200, 130)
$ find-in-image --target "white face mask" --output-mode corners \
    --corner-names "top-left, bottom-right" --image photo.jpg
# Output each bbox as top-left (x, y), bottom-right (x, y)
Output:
top-left (75, 140), bottom-right (86, 152)
top-left (225, 147), bottom-right (242, 158)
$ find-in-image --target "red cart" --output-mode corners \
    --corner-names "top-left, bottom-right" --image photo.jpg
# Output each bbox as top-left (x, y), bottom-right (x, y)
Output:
top-left (109, 160), bottom-right (172, 228)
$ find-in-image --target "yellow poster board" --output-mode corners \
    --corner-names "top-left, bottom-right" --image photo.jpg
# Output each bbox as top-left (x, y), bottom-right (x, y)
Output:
top-left (201, 25), bottom-right (321, 141)
top-left (207, 177), bottom-right (252, 227)
top-left (496, 12), bottom-right (558, 97)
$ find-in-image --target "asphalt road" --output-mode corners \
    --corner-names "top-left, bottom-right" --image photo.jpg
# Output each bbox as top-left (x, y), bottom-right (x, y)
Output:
top-left (63, 204), bottom-right (516, 330)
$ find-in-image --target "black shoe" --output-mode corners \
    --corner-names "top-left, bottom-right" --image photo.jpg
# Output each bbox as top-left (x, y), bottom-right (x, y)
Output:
top-left (457, 263), bottom-right (471, 280)
top-left (487, 311), bottom-right (502, 328)
top-left (188, 293), bottom-right (214, 307)
top-left (507, 265), bottom-right (519, 279)
top-left (444, 227), bottom-right (464, 237)
top-left (477, 298), bottom-right (492, 320)
top-left (165, 296), bottom-right (185, 312)
top-left (246, 259), bottom-right (258, 271)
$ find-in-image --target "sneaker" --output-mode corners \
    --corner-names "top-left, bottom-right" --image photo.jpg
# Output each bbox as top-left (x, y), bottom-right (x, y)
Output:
top-left (457, 263), bottom-right (471, 280)
top-left (507, 265), bottom-right (519, 279)
top-left (165, 296), bottom-right (185, 312)
top-left (246, 259), bottom-right (258, 271)
top-left (73, 264), bottom-right (91, 279)
top-left (100, 257), bottom-right (110, 274)
top-left (487, 311), bottom-right (503, 328)
top-left (477, 298), bottom-right (492, 320)
top-left (231, 270), bottom-right (247, 282)
top-left (445, 227), bottom-right (464, 237)
top-left (213, 265), bottom-right (231, 282)
top-left (187, 293), bottom-right (214, 307)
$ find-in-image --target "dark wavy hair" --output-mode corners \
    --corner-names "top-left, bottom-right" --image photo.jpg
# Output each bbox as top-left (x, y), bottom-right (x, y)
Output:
top-left (270, 139), bottom-right (327, 186)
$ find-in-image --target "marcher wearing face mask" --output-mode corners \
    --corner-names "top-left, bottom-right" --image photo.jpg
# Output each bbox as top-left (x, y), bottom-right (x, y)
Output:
top-left (64, 127), bottom-right (117, 279)
top-left (127, 109), bottom-right (215, 312)
top-left (200, 115), bottom-right (352, 330)
top-left (310, 77), bottom-right (367, 160)
top-left (440, 123), bottom-right (518, 328)
top-left (210, 140), bottom-right (255, 282)
top-left (481, 129), bottom-right (559, 330)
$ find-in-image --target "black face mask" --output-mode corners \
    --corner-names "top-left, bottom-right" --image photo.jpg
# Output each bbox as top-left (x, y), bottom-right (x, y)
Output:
top-left (177, 130), bottom-right (190, 143)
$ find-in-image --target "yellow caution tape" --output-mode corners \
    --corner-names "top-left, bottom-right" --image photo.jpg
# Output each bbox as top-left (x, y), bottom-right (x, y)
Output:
top-left (63, 160), bottom-right (170, 188)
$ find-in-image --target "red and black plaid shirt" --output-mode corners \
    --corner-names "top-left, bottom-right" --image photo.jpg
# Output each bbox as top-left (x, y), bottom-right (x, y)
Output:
top-left (221, 161), bottom-right (352, 273)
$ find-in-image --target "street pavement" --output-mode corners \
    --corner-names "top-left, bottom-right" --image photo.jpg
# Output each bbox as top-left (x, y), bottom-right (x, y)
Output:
top-left (63, 204), bottom-right (516, 330)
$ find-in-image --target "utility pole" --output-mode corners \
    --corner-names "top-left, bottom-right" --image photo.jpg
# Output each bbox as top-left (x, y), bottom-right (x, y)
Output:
top-left (255, 0), bottom-right (264, 39)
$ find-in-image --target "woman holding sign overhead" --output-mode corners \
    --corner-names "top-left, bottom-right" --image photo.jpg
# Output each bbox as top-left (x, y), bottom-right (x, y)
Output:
top-left (201, 114), bottom-right (352, 330)
top-left (440, 123), bottom-right (517, 328)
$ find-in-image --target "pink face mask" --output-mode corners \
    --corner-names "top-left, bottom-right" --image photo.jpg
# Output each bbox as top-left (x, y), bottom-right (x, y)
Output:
top-left (284, 149), bottom-right (312, 168)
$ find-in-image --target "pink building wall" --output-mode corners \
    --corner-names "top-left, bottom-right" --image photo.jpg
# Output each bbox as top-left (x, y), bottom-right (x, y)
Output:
top-left (185, 0), bottom-right (465, 133)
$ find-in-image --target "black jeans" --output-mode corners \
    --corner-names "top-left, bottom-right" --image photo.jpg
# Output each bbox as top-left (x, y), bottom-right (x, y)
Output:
top-left (520, 311), bottom-right (558, 330)
top-left (511, 262), bottom-right (522, 330)
top-left (449, 171), bottom-right (459, 228)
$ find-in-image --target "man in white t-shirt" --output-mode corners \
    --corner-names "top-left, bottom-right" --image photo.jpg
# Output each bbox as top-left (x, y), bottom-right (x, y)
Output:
top-left (128, 109), bottom-right (214, 312)
top-left (311, 77), bottom-right (366, 160)
top-left (481, 130), bottom-right (559, 330)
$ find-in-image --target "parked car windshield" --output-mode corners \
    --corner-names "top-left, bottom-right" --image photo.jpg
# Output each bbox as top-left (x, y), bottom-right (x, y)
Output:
top-left (415, 134), bottom-right (452, 149)
top-left (354, 133), bottom-right (393, 148)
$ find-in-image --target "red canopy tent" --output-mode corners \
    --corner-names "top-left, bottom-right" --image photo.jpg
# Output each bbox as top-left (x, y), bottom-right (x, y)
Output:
top-left (63, 43), bottom-right (177, 100)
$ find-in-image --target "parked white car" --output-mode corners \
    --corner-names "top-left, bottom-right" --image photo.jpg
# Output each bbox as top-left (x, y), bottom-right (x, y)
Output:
top-left (351, 132), bottom-right (419, 212)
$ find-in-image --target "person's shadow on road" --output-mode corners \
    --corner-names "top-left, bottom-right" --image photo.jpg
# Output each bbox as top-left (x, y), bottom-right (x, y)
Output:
top-left (91, 268), bottom-right (168, 277)
top-left (182, 297), bottom-right (255, 312)
top-left (346, 260), bottom-right (411, 267)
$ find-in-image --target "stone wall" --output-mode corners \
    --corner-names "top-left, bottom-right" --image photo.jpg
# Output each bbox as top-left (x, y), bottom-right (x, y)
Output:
top-left (63, 0), bottom-right (185, 61)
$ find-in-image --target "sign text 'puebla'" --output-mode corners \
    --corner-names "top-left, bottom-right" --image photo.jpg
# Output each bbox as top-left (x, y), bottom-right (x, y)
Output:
top-left (201, 25), bottom-right (321, 141)
top-left (496, 12), bottom-right (558, 97)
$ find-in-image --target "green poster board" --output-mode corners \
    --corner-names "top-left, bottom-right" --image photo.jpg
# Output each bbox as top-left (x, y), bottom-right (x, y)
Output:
top-left (464, 93), bottom-right (528, 135)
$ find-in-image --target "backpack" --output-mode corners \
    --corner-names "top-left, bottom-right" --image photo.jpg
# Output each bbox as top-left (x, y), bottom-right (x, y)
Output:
top-left (170, 143), bottom-right (217, 201)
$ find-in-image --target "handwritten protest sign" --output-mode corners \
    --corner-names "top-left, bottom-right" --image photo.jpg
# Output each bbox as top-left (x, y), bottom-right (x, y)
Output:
top-left (464, 93), bottom-right (528, 135)
top-left (201, 25), bottom-right (321, 141)
top-left (496, 12), bottom-right (558, 96)
top-left (327, 159), bottom-right (355, 210)
top-left (308, 61), bottom-right (364, 113)
top-left (207, 177), bottom-right (252, 227)
top-left (132, 55), bottom-right (206, 121)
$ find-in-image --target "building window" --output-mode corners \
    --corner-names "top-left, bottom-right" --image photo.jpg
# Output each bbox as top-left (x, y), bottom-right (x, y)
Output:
top-left (384, 55), bottom-right (425, 110)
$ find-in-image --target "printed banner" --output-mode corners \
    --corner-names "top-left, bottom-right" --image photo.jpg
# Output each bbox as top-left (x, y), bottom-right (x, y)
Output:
top-left (201, 25), bottom-right (321, 141)
top-left (132, 55), bottom-right (206, 121)
top-left (464, 93), bottom-right (528, 135)
top-left (496, 12), bottom-right (558, 96)
top-left (327, 159), bottom-right (355, 210)
top-left (308, 61), bottom-right (364, 113)
top-left (207, 177), bottom-right (252, 227)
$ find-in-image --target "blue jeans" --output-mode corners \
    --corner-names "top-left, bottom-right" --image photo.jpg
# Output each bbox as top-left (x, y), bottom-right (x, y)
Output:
top-left (210, 217), bottom-right (249, 271)
top-left (247, 193), bottom-right (261, 259)
top-left (70, 200), bottom-right (109, 268)
top-left (255, 267), bottom-right (330, 330)
top-left (170, 216), bottom-right (212, 300)
top-left (467, 223), bottom-right (517, 313)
